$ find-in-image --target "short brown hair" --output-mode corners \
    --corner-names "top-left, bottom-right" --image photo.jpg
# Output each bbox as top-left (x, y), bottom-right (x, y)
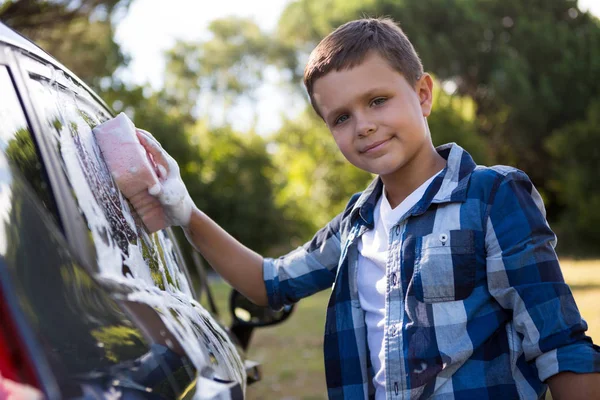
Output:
top-left (303, 17), bottom-right (424, 117)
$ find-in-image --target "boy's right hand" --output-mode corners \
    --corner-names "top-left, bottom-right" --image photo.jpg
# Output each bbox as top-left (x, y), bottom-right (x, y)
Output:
top-left (136, 129), bottom-right (267, 306)
top-left (136, 129), bottom-right (195, 228)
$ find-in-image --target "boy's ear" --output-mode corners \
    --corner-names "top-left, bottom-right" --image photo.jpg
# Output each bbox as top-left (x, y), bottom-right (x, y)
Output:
top-left (417, 73), bottom-right (434, 117)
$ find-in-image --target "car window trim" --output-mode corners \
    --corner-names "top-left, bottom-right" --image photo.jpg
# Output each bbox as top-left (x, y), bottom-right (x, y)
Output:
top-left (5, 45), bottom-right (98, 269)
top-left (0, 47), bottom-right (63, 400)
top-left (11, 46), bottom-right (198, 301)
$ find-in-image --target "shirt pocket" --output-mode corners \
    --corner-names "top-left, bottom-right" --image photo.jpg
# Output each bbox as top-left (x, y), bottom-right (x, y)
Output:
top-left (413, 229), bottom-right (476, 303)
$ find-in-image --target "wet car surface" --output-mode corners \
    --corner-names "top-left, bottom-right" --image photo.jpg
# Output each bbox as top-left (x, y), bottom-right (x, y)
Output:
top-left (0, 22), bottom-right (291, 399)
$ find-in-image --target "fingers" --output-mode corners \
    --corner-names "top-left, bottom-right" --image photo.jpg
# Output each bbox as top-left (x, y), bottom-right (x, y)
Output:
top-left (136, 129), bottom-right (169, 174)
top-left (137, 128), bottom-right (161, 147)
top-left (136, 129), bottom-right (163, 152)
top-left (156, 164), bottom-right (168, 180)
top-left (129, 189), bottom-right (161, 213)
top-left (137, 194), bottom-right (162, 216)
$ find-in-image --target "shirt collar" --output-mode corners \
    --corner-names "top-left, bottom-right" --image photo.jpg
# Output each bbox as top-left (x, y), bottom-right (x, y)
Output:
top-left (350, 143), bottom-right (477, 228)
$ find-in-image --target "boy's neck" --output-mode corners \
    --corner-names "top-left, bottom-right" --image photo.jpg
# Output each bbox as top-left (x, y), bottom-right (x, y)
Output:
top-left (382, 146), bottom-right (446, 209)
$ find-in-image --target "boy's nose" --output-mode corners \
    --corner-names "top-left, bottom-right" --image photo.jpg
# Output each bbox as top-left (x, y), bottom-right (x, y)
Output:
top-left (356, 116), bottom-right (377, 137)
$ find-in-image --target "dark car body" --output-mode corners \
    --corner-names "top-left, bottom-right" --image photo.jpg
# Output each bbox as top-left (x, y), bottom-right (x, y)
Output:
top-left (0, 22), bottom-right (285, 399)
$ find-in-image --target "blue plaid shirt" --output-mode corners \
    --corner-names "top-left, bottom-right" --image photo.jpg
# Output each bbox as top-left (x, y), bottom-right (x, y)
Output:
top-left (263, 143), bottom-right (600, 399)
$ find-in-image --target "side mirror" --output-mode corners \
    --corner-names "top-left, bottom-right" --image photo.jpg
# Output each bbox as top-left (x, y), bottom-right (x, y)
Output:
top-left (229, 289), bottom-right (294, 328)
top-left (229, 290), bottom-right (294, 351)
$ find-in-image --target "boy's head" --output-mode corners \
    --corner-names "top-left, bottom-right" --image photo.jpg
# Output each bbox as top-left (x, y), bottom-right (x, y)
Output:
top-left (303, 18), bottom-right (442, 185)
top-left (304, 18), bottom-right (424, 118)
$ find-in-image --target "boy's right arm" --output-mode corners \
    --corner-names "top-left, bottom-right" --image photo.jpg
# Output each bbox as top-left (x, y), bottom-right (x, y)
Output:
top-left (183, 207), bottom-right (267, 306)
top-left (184, 205), bottom-right (344, 311)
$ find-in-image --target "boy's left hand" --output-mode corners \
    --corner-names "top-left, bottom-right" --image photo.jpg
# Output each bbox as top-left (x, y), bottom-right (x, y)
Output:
top-left (548, 371), bottom-right (600, 399)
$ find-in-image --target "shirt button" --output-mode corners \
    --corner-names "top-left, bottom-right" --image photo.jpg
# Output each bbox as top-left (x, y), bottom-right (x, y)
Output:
top-left (414, 361), bottom-right (428, 374)
top-left (395, 226), bottom-right (401, 236)
top-left (391, 272), bottom-right (398, 287)
top-left (388, 325), bottom-right (398, 336)
top-left (439, 233), bottom-right (448, 245)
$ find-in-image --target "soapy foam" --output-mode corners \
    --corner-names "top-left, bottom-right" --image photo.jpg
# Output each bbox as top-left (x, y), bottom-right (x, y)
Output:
top-left (30, 67), bottom-right (245, 396)
top-left (55, 100), bottom-right (124, 276)
top-left (137, 130), bottom-right (193, 227)
top-left (0, 159), bottom-right (14, 255)
top-left (128, 287), bottom-right (245, 390)
top-left (93, 113), bottom-right (166, 232)
top-left (148, 183), bottom-right (161, 196)
top-left (157, 164), bottom-right (167, 179)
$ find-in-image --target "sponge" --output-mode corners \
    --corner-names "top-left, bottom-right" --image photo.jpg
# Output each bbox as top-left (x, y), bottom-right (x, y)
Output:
top-left (93, 112), bottom-right (167, 233)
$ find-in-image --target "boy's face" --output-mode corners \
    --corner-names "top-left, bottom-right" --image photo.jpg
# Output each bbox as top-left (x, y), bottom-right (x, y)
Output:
top-left (312, 52), bottom-right (435, 183)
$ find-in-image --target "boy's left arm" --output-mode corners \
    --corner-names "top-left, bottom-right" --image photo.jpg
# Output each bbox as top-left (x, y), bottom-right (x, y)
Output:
top-left (547, 371), bottom-right (600, 399)
top-left (485, 170), bottom-right (600, 395)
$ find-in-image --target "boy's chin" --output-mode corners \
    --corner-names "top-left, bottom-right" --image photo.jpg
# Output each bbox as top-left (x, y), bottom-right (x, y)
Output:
top-left (358, 160), bottom-right (407, 178)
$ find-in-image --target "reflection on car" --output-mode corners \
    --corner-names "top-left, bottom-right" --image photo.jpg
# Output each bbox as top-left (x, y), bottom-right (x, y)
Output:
top-left (0, 22), bottom-right (292, 399)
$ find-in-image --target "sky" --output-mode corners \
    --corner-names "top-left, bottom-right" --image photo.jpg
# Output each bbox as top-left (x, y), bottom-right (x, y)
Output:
top-left (114, 0), bottom-right (297, 135)
top-left (115, 0), bottom-right (600, 134)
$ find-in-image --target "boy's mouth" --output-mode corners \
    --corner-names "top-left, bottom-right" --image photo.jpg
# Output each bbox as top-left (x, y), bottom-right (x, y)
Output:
top-left (360, 138), bottom-right (391, 154)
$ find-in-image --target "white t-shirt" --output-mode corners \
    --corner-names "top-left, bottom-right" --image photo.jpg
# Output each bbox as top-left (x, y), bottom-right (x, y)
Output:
top-left (357, 172), bottom-right (441, 399)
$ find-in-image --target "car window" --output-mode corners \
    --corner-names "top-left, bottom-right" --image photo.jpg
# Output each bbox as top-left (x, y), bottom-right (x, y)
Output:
top-left (0, 65), bottom-right (59, 227)
top-left (23, 60), bottom-right (191, 294)
top-left (20, 56), bottom-right (247, 392)
top-left (0, 63), bottom-right (186, 398)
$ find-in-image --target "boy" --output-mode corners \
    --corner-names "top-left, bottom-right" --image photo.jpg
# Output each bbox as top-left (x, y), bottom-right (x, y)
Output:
top-left (132, 18), bottom-right (599, 399)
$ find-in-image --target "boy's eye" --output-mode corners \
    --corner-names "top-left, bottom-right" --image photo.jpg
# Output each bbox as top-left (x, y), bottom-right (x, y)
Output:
top-left (334, 114), bottom-right (349, 125)
top-left (371, 97), bottom-right (387, 106)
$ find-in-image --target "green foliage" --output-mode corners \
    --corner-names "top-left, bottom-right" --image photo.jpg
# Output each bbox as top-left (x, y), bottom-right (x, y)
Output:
top-left (0, 0), bottom-right (132, 91)
top-left (272, 109), bottom-right (373, 239)
top-left (7, 0), bottom-right (600, 255)
top-left (428, 82), bottom-right (489, 165)
top-left (273, 0), bottom-right (600, 254)
top-left (546, 99), bottom-right (600, 255)
top-left (100, 82), bottom-right (291, 255)
top-left (164, 17), bottom-right (289, 121)
top-left (91, 325), bottom-right (146, 362)
top-left (5, 128), bottom-right (45, 195)
top-left (194, 126), bottom-right (289, 255)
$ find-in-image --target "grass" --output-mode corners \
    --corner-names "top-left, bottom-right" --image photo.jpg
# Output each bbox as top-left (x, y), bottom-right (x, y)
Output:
top-left (201, 259), bottom-right (600, 399)
top-left (558, 259), bottom-right (600, 342)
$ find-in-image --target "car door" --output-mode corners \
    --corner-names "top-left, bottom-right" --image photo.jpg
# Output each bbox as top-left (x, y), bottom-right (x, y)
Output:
top-left (0, 28), bottom-right (247, 398)
top-left (0, 55), bottom-right (191, 399)
top-left (17, 48), bottom-right (248, 398)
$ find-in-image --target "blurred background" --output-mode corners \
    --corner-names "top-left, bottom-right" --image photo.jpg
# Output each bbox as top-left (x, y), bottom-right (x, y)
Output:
top-left (1, 0), bottom-right (599, 398)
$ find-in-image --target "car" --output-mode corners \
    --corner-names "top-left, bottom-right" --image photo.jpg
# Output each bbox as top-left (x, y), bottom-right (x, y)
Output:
top-left (0, 22), bottom-right (293, 400)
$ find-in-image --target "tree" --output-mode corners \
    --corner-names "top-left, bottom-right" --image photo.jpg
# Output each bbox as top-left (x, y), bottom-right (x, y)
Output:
top-left (192, 125), bottom-right (290, 256)
top-left (165, 17), bottom-right (271, 123)
top-left (271, 0), bottom-right (600, 253)
top-left (164, 16), bottom-right (299, 126)
top-left (101, 82), bottom-right (294, 255)
top-left (272, 108), bottom-right (373, 239)
top-left (0, 0), bottom-right (132, 91)
top-left (426, 80), bottom-right (489, 164)
top-left (546, 99), bottom-right (600, 256)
